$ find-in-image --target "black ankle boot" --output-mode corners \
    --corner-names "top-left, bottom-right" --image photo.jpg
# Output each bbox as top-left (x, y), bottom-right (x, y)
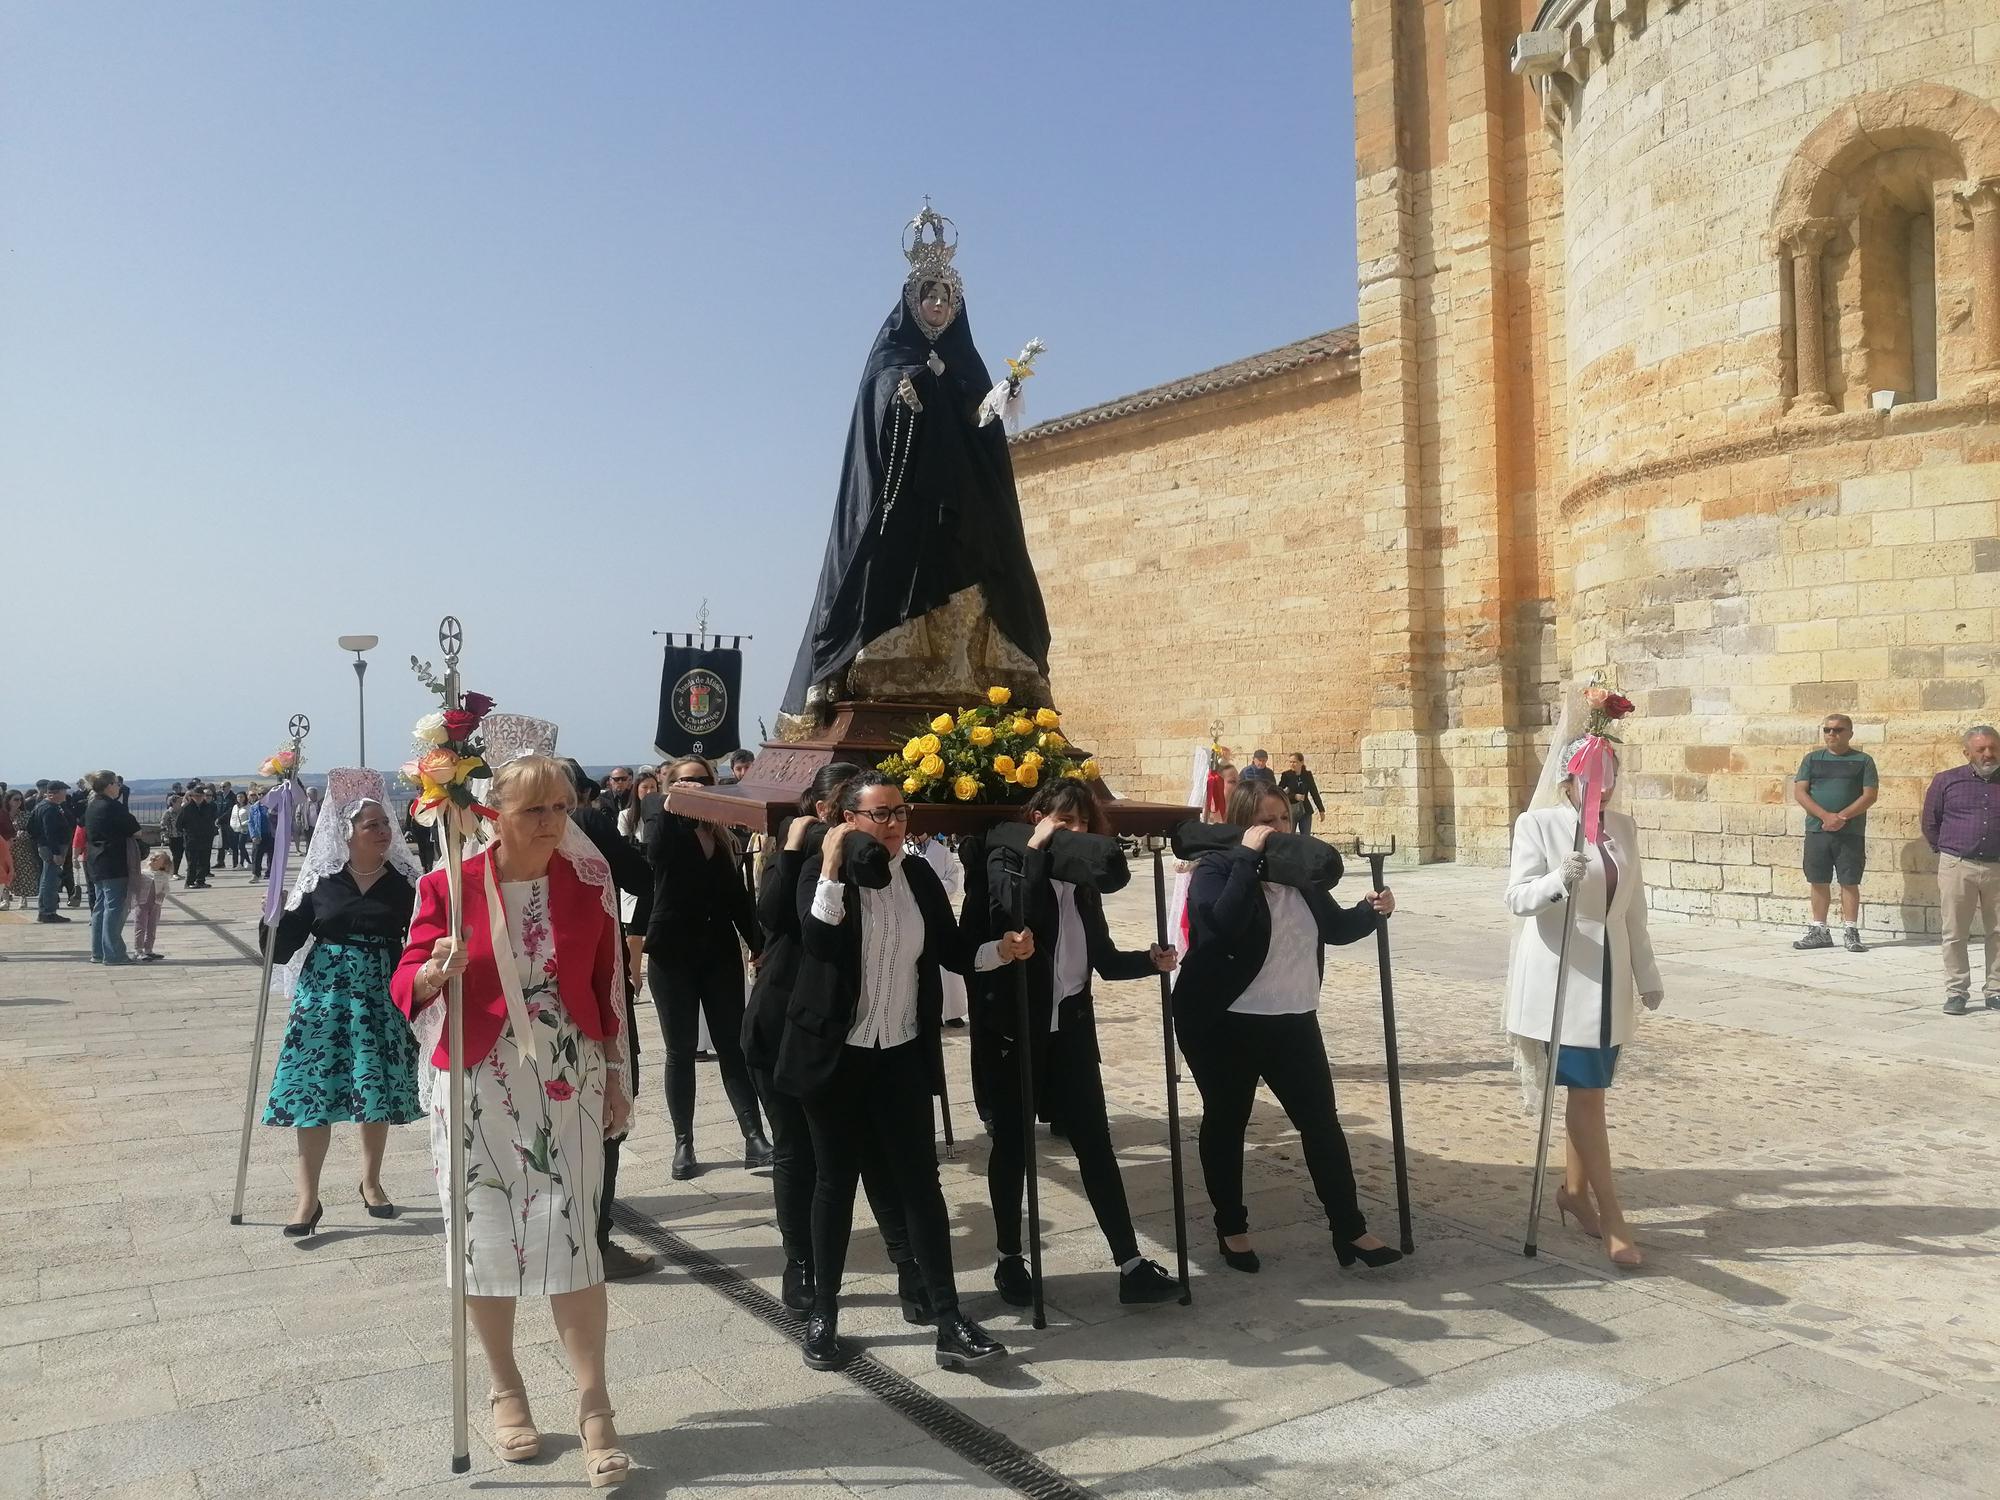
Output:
top-left (993, 1254), bottom-right (1032, 1308)
top-left (894, 1259), bottom-right (933, 1324)
top-left (671, 1137), bottom-right (697, 1181)
top-left (742, 1128), bottom-right (773, 1169)
top-left (802, 1310), bottom-right (848, 1370)
top-left (781, 1257), bottom-right (815, 1313)
top-left (934, 1314), bottom-right (1006, 1371)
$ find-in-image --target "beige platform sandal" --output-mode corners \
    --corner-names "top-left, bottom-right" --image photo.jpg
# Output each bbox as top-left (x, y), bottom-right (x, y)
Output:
top-left (488, 1388), bottom-right (540, 1462)
top-left (577, 1404), bottom-right (632, 1488)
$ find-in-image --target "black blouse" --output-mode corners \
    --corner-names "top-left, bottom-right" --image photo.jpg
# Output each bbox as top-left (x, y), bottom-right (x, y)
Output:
top-left (270, 867), bottom-right (417, 964)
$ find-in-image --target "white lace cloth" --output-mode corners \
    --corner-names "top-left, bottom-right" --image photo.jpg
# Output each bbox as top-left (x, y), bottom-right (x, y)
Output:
top-left (278, 768), bottom-right (427, 999)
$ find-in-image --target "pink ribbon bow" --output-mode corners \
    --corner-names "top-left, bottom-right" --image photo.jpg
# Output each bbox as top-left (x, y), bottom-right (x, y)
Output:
top-left (1564, 734), bottom-right (1615, 845)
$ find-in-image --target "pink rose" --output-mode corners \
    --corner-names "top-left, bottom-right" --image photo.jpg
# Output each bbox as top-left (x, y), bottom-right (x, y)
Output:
top-left (543, 1079), bottom-right (575, 1102)
top-left (416, 748), bottom-right (458, 785)
top-left (1584, 687), bottom-right (1609, 708)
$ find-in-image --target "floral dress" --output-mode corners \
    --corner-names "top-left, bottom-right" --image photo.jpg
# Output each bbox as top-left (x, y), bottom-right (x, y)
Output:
top-left (431, 877), bottom-right (608, 1296)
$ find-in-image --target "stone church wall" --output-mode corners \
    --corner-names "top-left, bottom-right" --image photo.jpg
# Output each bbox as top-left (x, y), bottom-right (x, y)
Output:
top-left (1011, 361), bottom-right (1373, 813)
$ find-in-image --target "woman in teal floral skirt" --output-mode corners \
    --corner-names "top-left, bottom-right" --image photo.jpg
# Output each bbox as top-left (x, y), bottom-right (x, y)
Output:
top-left (264, 774), bottom-right (426, 1238)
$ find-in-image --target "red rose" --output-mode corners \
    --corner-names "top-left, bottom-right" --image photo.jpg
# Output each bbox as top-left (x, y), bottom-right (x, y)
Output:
top-left (462, 691), bottom-right (496, 717)
top-left (1603, 694), bottom-right (1636, 719)
top-left (442, 709), bottom-right (482, 740)
top-left (543, 1079), bottom-right (575, 1102)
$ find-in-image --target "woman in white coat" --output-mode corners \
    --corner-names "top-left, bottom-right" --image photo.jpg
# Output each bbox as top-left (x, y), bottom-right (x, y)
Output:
top-left (1504, 699), bottom-right (1663, 1270)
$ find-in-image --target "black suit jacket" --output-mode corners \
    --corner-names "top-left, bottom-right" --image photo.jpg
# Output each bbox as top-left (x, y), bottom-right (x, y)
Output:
top-left (1173, 845), bottom-right (1379, 1040)
top-left (644, 813), bottom-right (760, 958)
top-left (775, 848), bottom-right (979, 1098)
top-left (979, 842), bottom-right (1154, 1066)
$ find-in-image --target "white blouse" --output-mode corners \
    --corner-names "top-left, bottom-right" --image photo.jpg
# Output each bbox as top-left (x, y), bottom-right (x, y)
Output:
top-left (1050, 879), bottom-right (1091, 1025)
top-left (812, 854), bottom-right (1003, 1049)
top-left (1229, 883), bottom-right (1321, 1015)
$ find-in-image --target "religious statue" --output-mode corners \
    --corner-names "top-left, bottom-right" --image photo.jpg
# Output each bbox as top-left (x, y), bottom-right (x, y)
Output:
top-left (780, 203), bottom-right (1053, 736)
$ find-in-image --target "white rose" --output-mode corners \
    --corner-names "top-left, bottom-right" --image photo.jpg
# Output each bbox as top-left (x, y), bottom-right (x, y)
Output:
top-left (414, 712), bottom-right (450, 746)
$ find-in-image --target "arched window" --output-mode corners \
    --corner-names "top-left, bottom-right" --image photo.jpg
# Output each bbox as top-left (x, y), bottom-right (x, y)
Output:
top-left (1772, 86), bottom-right (2000, 416)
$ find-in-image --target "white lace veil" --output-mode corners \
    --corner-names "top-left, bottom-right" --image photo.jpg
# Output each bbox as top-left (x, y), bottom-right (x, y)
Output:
top-left (278, 768), bottom-right (428, 998)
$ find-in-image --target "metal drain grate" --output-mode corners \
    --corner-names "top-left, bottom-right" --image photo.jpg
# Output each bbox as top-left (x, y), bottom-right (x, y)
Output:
top-left (612, 1205), bottom-right (1098, 1500)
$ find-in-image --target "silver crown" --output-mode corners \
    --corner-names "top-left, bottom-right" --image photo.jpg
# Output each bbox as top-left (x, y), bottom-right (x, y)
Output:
top-left (902, 199), bottom-right (959, 284)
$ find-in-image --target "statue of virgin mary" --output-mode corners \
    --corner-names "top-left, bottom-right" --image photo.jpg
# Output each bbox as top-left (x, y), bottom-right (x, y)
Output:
top-left (780, 203), bottom-right (1052, 732)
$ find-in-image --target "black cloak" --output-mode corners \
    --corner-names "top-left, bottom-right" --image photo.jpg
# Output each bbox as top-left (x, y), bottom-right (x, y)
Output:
top-left (782, 294), bottom-right (1052, 713)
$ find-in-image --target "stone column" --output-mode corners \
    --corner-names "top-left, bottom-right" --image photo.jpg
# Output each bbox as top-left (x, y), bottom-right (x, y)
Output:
top-left (1957, 178), bottom-right (2000, 387)
top-left (1781, 218), bottom-right (1838, 417)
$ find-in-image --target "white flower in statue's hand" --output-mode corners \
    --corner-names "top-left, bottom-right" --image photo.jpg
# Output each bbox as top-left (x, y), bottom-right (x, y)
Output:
top-left (414, 712), bottom-right (449, 746)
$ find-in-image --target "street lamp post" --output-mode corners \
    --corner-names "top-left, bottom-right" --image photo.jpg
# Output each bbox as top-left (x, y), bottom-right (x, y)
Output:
top-left (338, 635), bottom-right (379, 766)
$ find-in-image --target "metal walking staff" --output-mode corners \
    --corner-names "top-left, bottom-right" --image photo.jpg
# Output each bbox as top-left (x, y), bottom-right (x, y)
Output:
top-left (1150, 843), bottom-right (1192, 1304)
top-left (1523, 773), bottom-right (1589, 1258)
top-left (229, 713), bottom-right (309, 1226)
top-left (1357, 838), bottom-right (1415, 1256)
top-left (437, 617), bottom-right (472, 1473)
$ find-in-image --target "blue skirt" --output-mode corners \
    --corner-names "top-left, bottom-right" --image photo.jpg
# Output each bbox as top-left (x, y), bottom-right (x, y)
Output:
top-left (264, 942), bottom-right (423, 1128)
top-left (1555, 1043), bottom-right (1620, 1089)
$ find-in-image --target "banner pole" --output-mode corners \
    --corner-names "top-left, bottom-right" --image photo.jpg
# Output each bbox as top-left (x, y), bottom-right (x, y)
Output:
top-left (438, 619), bottom-right (472, 1474)
top-left (228, 715), bottom-right (309, 1225)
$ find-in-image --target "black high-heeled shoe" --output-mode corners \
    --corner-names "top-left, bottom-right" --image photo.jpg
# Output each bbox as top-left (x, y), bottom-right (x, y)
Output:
top-left (1216, 1227), bottom-right (1260, 1274)
top-left (282, 1201), bottom-right (324, 1240)
top-left (1334, 1237), bottom-right (1405, 1269)
top-left (358, 1184), bottom-right (396, 1220)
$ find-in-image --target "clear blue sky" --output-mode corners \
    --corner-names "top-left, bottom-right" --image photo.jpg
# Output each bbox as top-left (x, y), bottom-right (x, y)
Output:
top-left (2, 2), bottom-right (1356, 781)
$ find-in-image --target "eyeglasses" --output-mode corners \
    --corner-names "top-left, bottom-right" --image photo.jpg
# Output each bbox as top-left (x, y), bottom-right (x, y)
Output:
top-left (853, 806), bottom-right (912, 825)
top-left (608, 774), bottom-right (631, 784)
top-left (1822, 726), bottom-right (1850, 735)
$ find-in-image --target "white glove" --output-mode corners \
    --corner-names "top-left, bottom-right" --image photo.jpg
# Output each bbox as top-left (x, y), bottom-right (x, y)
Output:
top-left (1559, 852), bottom-right (1588, 889)
top-left (1641, 990), bottom-right (1665, 1011)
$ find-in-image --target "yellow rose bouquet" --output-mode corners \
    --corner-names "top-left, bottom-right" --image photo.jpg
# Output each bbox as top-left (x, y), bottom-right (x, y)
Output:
top-left (878, 687), bottom-right (1101, 803)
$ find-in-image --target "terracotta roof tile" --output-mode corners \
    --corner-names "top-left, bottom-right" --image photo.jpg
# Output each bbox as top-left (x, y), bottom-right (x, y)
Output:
top-left (1013, 325), bottom-right (1359, 443)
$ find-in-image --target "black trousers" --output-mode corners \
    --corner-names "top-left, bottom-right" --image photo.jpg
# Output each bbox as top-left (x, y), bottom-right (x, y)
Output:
top-left (752, 1063), bottom-right (912, 1269)
top-left (597, 972), bottom-right (643, 1250)
top-left (1182, 1009), bottom-right (1366, 1242)
top-left (803, 1039), bottom-right (959, 1320)
top-left (185, 841), bottom-right (212, 885)
top-left (251, 833), bottom-right (274, 880)
top-left (169, 838), bottom-right (185, 875)
top-left (983, 1000), bottom-right (1140, 1266)
top-left (597, 1134), bottom-right (623, 1250)
top-left (647, 931), bottom-right (763, 1141)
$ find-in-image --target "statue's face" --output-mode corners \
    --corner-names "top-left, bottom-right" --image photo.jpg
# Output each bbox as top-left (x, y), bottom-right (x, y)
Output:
top-left (918, 280), bottom-right (956, 331)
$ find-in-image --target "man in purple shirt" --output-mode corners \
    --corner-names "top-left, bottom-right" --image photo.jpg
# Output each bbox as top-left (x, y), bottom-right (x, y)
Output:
top-left (1922, 726), bottom-right (2000, 1015)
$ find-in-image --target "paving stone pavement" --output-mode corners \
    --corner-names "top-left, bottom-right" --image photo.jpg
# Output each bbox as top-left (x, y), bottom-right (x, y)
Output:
top-left (2, 861), bottom-right (1996, 1498)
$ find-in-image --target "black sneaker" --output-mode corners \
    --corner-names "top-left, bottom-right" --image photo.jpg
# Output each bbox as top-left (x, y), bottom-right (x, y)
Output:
top-left (993, 1255), bottom-right (1032, 1308)
top-left (1842, 927), bottom-right (1867, 953)
top-left (1117, 1258), bottom-right (1180, 1305)
top-left (1945, 995), bottom-right (1970, 1016)
top-left (802, 1312), bottom-right (848, 1370)
top-left (1986, 994), bottom-right (2000, 1011)
top-left (934, 1315), bottom-right (1006, 1371)
top-left (38, 913), bottom-right (72, 924)
top-left (1792, 926), bottom-right (1832, 950)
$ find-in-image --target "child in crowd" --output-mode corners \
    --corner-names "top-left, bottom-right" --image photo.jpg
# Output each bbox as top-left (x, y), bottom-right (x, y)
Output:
top-left (130, 848), bottom-right (172, 961)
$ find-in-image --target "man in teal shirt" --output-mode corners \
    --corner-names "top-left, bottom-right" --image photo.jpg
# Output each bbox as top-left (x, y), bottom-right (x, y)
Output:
top-left (1792, 714), bottom-right (1879, 952)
